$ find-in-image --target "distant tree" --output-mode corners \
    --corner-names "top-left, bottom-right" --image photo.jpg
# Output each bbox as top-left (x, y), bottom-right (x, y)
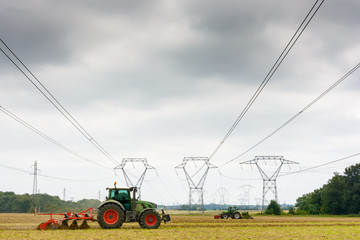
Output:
top-left (296, 163), bottom-right (360, 215)
top-left (321, 173), bottom-right (346, 214)
top-left (265, 200), bottom-right (281, 215)
top-left (295, 188), bottom-right (322, 215)
top-left (288, 206), bottom-right (295, 215)
top-left (0, 191), bottom-right (100, 213)
top-left (344, 164), bottom-right (360, 214)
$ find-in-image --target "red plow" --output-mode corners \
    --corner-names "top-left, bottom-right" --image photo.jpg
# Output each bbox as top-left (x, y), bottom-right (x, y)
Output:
top-left (36, 207), bottom-right (95, 230)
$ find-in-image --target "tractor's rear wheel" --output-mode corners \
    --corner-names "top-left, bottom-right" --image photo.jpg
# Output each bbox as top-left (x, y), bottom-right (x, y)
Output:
top-left (98, 203), bottom-right (125, 229)
top-left (233, 212), bottom-right (241, 219)
top-left (139, 210), bottom-right (161, 229)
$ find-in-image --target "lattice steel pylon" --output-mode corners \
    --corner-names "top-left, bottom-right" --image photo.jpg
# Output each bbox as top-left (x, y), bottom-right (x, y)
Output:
top-left (216, 187), bottom-right (229, 206)
top-left (239, 185), bottom-right (254, 206)
top-left (175, 157), bottom-right (217, 213)
top-left (32, 160), bottom-right (38, 195)
top-left (114, 158), bottom-right (155, 199)
top-left (240, 156), bottom-right (299, 211)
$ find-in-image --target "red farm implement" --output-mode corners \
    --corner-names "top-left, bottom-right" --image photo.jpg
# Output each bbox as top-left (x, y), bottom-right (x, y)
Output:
top-left (36, 207), bottom-right (95, 230)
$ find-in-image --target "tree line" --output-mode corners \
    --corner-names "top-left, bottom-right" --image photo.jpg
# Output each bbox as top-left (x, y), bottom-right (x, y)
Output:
top-left (2, 163), bottom-right (360, 215)
top-left (0, 191), bottom-right (101, 213)
top-left (295, 163), bottom-right (360, 215)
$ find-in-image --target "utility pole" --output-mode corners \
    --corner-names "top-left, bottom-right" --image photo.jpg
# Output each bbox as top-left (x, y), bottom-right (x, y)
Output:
top-left (63, 188), bottom-right (66, 201)
top-left (98, 190), bottom-right (101, 201)
top-left (240, 156), bottom-right (299, 212)
top-left (32, 160), bottom-right (38, 195)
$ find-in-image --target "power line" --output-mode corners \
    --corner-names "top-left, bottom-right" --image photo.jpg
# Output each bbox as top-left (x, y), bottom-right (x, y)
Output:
top-left (220, 62), bottom-right (360, 167)
top-left (156, 174), bottom-right (178, 203)
top-left (279, 152), bottom-right (360, 177)
top-left (0, 38), bottom-right (119, 166)
top-left (0, 162), bottom-right (114, 182)
top-left (219, 152), bottom-right (360, 181)
top-left (0, 106), bottom-right (112, 169)
top-left (209, 0), bottom-right (325, 160)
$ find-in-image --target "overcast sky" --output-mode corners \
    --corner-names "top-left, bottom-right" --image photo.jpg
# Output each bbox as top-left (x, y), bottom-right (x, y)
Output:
top-left (0, 0), bottom-right (359, 206)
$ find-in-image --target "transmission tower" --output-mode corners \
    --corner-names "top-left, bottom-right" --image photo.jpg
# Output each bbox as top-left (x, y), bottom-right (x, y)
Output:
top-left (215, 187), bottom-right (229, 206)
top-left (255, 198), bottom-right (262, 210)
top-left (175, 157), bottom-right (217, 213)
top-left (32, 160), bottom-right (38, 195)
top-left (240, 156), bottom-right (299, 211)
top-left (114, 158), bottom-right (155, 199)
top-left (239, 185), bottom-right (254, 206)
top-left (238, 194), bottom-right (246, 207)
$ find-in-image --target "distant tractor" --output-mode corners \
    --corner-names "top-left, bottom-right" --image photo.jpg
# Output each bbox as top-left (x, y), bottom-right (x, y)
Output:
top-left (97, 184), bottom-right (171, 229)
top-left (214, 207), bottom-right (253, 219)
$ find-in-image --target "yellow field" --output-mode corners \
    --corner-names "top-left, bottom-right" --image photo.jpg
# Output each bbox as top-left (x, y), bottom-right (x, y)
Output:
top-left (0, 213), bottom-right (360, 239)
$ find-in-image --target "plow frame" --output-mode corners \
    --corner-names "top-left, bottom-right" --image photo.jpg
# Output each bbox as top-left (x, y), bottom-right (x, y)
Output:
top-left (36, 207), bottom-right (95, 230)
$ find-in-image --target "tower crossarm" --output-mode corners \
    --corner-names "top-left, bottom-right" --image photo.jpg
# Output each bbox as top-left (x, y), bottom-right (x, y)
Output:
top-left (114, 158), bottom-right (156, 198)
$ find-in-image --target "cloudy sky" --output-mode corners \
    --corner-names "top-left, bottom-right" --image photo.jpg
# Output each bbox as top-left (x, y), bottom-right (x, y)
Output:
top-left (0, 0), bottom-right (359, 206)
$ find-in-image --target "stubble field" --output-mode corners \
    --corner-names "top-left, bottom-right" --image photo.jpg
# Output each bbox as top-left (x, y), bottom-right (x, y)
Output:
top-left (0, 212), bottom-right (359, 239)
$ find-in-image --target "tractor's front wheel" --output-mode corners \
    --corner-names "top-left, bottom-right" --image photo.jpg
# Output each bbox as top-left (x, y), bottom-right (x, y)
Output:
top-left (221, 213), bottom-right (229, 219)
top-left (139, 210), bottom-right (161, 229)
top-left (98, 203), bottom-right (125, 229)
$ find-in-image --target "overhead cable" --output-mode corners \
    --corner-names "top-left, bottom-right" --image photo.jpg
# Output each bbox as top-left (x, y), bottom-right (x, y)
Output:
top-left (0, 162), bottom-right (114, 182)
top-left (0, 106), bottom-right (112, 170)
top-left (0, 38), bottom-right (119, 166)
top-left (279, 152), bottom-right (360, 177)
top-left (209, 0), bottom-right (325, 160)
top-left (220, 62), bottom-right (360, 167)
top-left (220, 153), bottom-right (360, 180)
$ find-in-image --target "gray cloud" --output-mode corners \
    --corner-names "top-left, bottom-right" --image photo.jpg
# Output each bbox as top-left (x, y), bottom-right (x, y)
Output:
top-left (0, 0), bottom-right (359, 204)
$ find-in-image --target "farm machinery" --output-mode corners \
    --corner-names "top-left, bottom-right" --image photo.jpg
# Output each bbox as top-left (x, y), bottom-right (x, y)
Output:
top-left (214, 206), bottom-right (253, 219)
top-left (37, 184), bottom-right (171, 230)
top-left (36, 208), bottom-right (94, 230)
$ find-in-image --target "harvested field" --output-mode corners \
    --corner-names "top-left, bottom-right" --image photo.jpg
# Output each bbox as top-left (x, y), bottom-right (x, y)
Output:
top-left (0, 213), bottom-right (359, 239)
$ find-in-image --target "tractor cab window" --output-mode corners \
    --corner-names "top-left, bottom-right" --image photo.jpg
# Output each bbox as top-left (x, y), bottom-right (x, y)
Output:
top-left (110, 189), bottom-right (130, 202)
top-left (110, 189), bottom-right (131, 211)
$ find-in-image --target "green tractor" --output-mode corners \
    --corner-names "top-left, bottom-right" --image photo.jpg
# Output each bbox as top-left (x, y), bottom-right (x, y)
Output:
top-left (214, 207), bottom-right (253, 219)
top-left (97, 184), bottom-right (171, 229)
top-left (220, 207), bottom-right (241, 219)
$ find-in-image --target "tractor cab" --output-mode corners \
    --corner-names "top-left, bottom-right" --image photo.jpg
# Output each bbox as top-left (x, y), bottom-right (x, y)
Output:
top-left (106, 186), bottom-right (137, 211)
top-left (106, 182), bottom-right (137, 211)
top-left (227, 206), bottom-right (238, 213)
top-left (108, 188), bottom-right (131, 210)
